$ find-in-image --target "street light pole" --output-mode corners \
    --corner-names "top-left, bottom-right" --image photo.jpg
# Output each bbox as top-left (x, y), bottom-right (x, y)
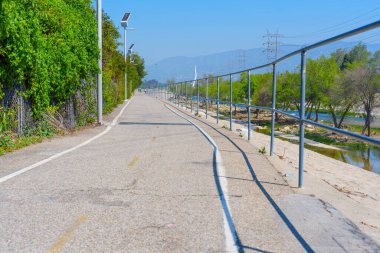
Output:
top-left (97, 0), bottom-right (102, 124)
top-left (124, 27), bottom-right (127, 100)
top-left (121, 13), bottom-right (134, 100)
top-left (128, 44), bottom-right (135, 98)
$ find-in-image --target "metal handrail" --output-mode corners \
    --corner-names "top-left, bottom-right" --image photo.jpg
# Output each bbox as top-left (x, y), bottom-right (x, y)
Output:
top-left (162, 21), bottom-right (380, 188)
top-left (186, 95), bottom-right (380, 146)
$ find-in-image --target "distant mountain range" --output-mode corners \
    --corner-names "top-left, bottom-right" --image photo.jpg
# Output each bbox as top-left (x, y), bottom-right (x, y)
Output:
top-left (145, 41), bottom-right (380, 83)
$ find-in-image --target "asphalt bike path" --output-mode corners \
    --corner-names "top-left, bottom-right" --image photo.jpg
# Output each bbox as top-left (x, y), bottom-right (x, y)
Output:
top-left (1, 94), bottom-right (379, 252)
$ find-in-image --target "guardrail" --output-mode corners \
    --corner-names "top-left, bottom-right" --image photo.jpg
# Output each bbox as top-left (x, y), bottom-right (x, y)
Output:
top-left (153, 20), bottom-right (380, 188)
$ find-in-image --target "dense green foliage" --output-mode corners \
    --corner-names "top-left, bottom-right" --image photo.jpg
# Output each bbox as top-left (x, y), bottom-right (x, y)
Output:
top-left (0, 0), bottom-right (99, 116)
top-left (0, 1), bottom-right (146, 153)
top-left (0, 1), bottom-right (146, 117)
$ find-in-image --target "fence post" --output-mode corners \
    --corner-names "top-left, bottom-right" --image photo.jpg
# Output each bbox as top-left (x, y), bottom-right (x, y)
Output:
top-left (299, 51), bottom-right (307, 188)
top-left (248, 70), bottom-right (251, 141)
top-left (230, 74), bottom-right (233, 131)
top-left (206, 78), bottom-right (209, 119)
top-left (217, 77), bottom-right (220, 124)
top-left (197, 80), bottom-right (199, 114)
top-left (270, 64), bottom-right (277, 156)
top-left (17, 90), bottom-right (22, 135)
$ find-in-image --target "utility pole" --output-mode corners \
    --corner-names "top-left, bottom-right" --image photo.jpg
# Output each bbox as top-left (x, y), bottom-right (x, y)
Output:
top-left (128, 44), bottom-right (135, 97)
top-left (263, 30), bottom-right (284, 62)
top-left (97, 0), bottom-right (102, 124)
top-left (123, 25), bottom-right (128, 100)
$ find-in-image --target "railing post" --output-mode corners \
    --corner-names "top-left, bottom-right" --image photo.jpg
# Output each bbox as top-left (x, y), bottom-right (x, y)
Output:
top-left (181, 82), bottom-right (183, 107)
top-left (248, 70), bottom-right (251, 141)
top-left (206, 78), bottom-right (209, 119)
top-left (217, 77), bottom-right (220, 124)
top-left (175, 84), bottom-right (179, 106)
top-left (299, 51), bottom-right (307, 188)
top-left (180, 82), bottom-right (182, 107)
top-left (180, 82), bottom-right (182, 106)
top-left (191, 82), bottom-right (193, 112)
top-left (185, 81), bottom-right (188, 110)
top-left (197, 80), bottom-right (199, 115)
top-left (178, 83), bottom-right (181, 107)
top-left (270, 64), bottom-right (277, 156)
top-left (230, 74), bottom-right (233, 131)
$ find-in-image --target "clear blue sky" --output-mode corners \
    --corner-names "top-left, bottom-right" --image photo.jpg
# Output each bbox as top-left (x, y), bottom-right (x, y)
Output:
top-left (98, 0), bottom-right (380, 65)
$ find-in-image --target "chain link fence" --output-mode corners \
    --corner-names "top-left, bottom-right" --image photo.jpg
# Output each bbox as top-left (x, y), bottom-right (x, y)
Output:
top-left (1, 81), bottom-right (98, 137)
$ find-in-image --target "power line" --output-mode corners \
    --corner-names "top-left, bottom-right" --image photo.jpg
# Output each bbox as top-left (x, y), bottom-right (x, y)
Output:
top-left (364, 38), bottom-right (380, 44)
top-left (359, 33), bottom-right (380, 44)
top-left (287, 6), bottom-right (380, 41)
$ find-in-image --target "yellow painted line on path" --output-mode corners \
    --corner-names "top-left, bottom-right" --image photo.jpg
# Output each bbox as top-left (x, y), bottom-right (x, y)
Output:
top-left (128, 156), bottom-right (140, 169)
top-left (47, 215), bottom-right (88, 253)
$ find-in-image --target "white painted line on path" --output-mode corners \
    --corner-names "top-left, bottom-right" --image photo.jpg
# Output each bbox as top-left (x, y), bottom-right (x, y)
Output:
top-left (0, 99), bottom-right (132, 184)
top-left (165, 104), bottom-right (238, 253)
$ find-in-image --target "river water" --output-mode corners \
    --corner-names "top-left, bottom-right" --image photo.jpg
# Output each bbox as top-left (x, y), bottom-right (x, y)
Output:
top-left (286, 110), bottom-right (380, 128)
top-left (306, 144), bottom-right (380, 175)
top-left (219, 113), bottom-right (380, 175)
top-left (284, 111), bottom-right (380, 174)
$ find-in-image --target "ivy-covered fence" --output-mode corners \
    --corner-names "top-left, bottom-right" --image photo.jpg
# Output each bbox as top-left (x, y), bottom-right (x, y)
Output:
top-left (0, 0), bottom-right (146, 153)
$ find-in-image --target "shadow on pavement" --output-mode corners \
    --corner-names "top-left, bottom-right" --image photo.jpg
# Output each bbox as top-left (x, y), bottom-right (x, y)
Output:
top-left (221, 176), bottom-right (289, 187)
top-left (173, 106), bottom-right (315, 253)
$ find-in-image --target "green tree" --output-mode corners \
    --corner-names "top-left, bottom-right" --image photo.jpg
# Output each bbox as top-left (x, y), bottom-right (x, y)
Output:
top-left (277, 71), bottom-right (300, 112)
top-left (251, 73), bottom-right (272, 118)
top-left (306, 56), bottom-right (339, 121)
top-left (342, 43), bottom-right (371, 70)
top-left (346, 65), bottom-right (379, 136)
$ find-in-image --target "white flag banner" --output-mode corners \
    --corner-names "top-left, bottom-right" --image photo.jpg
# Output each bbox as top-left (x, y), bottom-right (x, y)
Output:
top-left (192, 65), bottom-right (197, 87)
